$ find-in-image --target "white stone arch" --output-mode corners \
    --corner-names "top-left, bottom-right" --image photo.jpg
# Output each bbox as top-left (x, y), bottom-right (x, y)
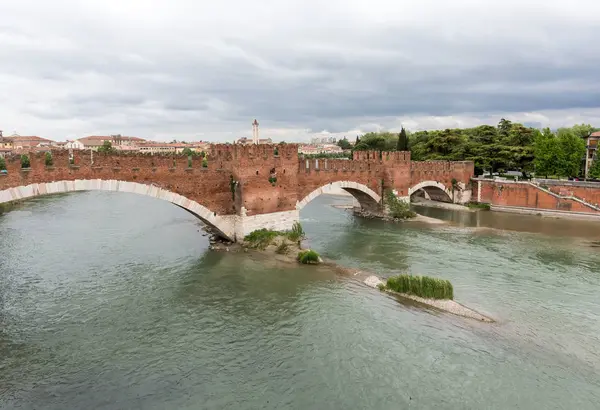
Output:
top-left (408, 180), bottom-right (453, 202)
top-left (296, 180), bottom-right (381, 211)
top-left (0, 179), bottom-right (235, 240)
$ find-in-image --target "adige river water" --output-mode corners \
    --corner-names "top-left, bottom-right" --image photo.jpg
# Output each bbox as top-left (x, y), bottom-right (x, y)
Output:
top-left (1, 191), bottom-right (600, 409)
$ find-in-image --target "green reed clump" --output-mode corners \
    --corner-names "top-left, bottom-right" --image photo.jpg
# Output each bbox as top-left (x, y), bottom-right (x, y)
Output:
top-left (286, 221), bottom-right (305, 243)
top-left (386, 274), bottom-right (453, 300)
top-left (297, 249), bottom-right (320, 264)
top-left (244, 228), bottom-right (281, 250)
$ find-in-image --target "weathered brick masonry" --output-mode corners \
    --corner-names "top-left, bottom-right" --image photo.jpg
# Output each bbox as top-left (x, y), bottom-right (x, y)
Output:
top-left (0, 145), bottom-right (474, 240)
top-left (474, 179), bottom-right (600, 215)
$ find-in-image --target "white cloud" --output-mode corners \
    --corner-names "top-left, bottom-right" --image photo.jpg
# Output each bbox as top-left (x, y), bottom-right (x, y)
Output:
top-left (1, 0), bottom-right (599, 141)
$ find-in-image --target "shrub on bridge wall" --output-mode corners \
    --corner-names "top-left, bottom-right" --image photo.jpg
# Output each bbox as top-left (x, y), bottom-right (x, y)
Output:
top-left (20, 155), bottom-right (30, 169)
top-left (0, 157), bottom-right (6, 171)
top-left (385, 274), bottom-right (454, 300)
top-left (45, 152), bottom-right (53, 167)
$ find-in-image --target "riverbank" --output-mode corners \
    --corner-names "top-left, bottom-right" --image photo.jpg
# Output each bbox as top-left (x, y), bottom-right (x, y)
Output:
top-left (412, 198), bottom-right (476, 212)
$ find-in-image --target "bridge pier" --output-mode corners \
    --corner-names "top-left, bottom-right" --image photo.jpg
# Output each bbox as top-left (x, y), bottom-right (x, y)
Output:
top-left (232, 208), bottom-right (299, 242)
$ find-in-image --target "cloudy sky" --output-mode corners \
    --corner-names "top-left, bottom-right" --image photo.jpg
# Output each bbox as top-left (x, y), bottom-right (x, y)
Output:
top-left (1, 0), bottom-right (599, 142)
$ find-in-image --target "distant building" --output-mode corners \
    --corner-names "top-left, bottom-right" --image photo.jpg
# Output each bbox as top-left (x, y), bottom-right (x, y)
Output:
top-left (138, 142), bottom-right (190, 154)
top-left (310, 136), bottom-right (337, 145)
top-left (65, 140), bottom-right (85, 150)
top-left (5, 134), bottom-right (53, 149)
top-left (584, 131), bottom-right (600, 178)
top-left (298, 144), bottom-right (343, 155)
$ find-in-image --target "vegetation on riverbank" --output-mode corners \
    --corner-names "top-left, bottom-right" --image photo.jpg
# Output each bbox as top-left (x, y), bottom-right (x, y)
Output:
top-left (467, 202), bottom-right (491, 210)
top-left (381, 274), bottom-right (454, 300)
top-left (384, 190), bottom-right (417, 219)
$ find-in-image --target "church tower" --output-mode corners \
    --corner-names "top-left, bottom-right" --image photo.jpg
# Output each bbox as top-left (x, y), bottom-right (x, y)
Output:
top-left (252, 119), bottom-right (259, 144)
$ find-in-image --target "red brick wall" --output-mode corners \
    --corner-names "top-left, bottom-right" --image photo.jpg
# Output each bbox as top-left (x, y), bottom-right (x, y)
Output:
top-left (1, 147), bottom-right (476, 216)
top-left (0, 150), bottom-right (233, 215)
top-left (477, 180), bottom-right (600, 214)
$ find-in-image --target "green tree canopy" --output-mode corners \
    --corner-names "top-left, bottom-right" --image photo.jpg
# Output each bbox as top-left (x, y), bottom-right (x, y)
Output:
top-left (337, 137), bottom-right (352, 150)
top-left (181, 147), bottom-right (194, 156)
top-left (98, 140), bottom-right (115, 153)
top-left (556, 128), bottom-right (586, 177)
top-left (588, 158), bottom-right (600, 179)
top-left (534, 128), bottom-right (559, 177)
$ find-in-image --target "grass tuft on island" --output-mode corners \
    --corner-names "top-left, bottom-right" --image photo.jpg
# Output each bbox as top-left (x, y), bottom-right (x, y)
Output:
top-left (383, 274), bottom-right (454, 300)
top-left (297, 249), bottom-right (320, 264)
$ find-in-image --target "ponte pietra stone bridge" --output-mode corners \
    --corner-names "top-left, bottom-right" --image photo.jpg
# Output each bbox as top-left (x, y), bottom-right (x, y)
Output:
top-left (0, 144), bottom-right (474, 241)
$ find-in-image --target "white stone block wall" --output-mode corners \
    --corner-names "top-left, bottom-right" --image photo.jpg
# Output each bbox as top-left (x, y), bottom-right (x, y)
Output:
top-left (233, 209), bottom-right (300, 241)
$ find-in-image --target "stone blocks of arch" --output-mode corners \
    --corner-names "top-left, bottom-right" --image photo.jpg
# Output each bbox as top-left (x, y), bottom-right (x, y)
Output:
top-left (407, 180), bottom-right (471, 204)
top-left (0, 179), bottom-right (236, 240)
top-left (296, 180), bottom-right (382, 210)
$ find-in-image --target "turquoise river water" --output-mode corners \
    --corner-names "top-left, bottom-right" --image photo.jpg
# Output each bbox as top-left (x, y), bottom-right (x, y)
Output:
top-left (1, 192), bottom-right (599, 409)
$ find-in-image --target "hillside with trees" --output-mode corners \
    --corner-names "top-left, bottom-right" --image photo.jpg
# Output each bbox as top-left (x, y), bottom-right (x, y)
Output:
top-left (351, 120), bottom-right (597, 178)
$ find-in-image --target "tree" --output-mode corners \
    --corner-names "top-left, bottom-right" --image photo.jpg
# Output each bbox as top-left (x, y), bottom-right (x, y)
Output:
top-left (181, 147), bottom-right (194, 156)
top-left (556, 128), bottom-right (586, 177)
top-left (497, 118), bottom-right (512, 141)
top-left (45, 152), bottom-right (53, 166)
top-left (98, 140), bottom-right (115, 153)
top-left (570, 123), bottom-right (595, 140)
top-left (534, 128), bottom-right (559, 177)
top-left (397, 127), bottom-right (408, 151)
top-left (588, 158), bottom-right (600, 179)
top-left (0, 156), bottom-right (6, 171)
top-left (337, 137), bottom-right (352, 150)
top-left (355, 136), bottom-right (360, 146)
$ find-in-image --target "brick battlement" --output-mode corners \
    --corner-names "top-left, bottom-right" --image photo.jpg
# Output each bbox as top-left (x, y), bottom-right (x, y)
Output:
top-left (1, 147), bottom-right (475, 239)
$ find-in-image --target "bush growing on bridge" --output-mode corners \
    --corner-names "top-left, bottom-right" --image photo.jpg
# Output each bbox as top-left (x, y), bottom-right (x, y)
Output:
top-left (0, 156), bottom-right (6, 171)
top-left (45, 152), bottom-right (53, 167)
top-left (202, 158), bottom-right (208, 168)
top-left (384, 190), bottom-right (416, 219)
top-left (20, 155), bottom-right (30, 169)
top-left (385, 274), bottom-right (453, 300)
top-left (297, 249), bottom-right (320, 264)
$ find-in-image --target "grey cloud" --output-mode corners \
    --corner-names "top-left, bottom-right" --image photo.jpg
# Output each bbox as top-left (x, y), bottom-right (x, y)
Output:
top-left (1, 0), bottom-right (599, 140)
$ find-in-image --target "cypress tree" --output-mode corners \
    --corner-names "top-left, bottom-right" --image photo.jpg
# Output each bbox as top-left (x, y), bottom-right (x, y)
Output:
top-left (397, 127), bottom-right (408, 151)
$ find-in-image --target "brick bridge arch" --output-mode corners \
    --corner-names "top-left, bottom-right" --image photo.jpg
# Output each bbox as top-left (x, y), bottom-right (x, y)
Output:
top-left (408, 180), bottom-right (453, 203)
top-left (0, 179), bottom-right (236, 240)
top-left (296, 180), bottom-right (382, 212)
